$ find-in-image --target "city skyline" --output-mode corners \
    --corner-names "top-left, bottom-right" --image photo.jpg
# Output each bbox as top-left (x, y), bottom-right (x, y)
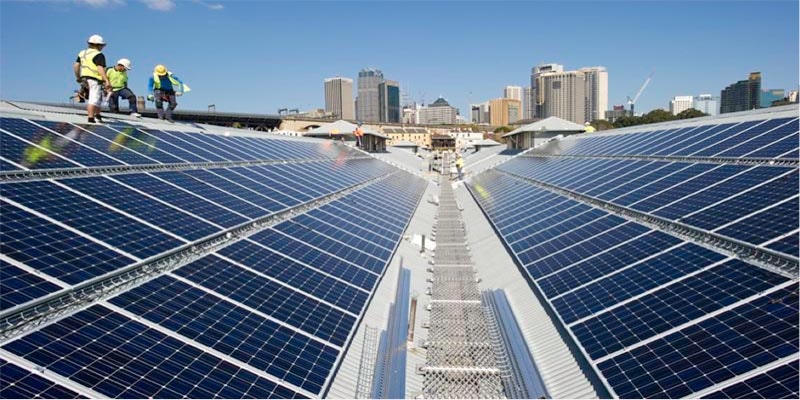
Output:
top-left (0, 1), bottom-right (797, 119)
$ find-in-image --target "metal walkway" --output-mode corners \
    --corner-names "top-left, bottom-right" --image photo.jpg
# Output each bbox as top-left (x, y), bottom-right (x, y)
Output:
top-left (421, 177), bottom-right (504, 399)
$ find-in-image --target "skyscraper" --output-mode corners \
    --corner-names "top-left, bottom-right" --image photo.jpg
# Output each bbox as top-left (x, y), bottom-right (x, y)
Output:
top-left (379, 80), bottom-right (401, 123)
top-left (418, 97), bottom-right (459, 125)
top-left (324, 77), bottom-right (354, 120)
top-left (531, 63), bottom-right (564, 118)
top-left (693, 94), bottom-right (719, 116)
top-left (720, 72), bottom-right (761, 114)
top-left (761, 89), bottom-right (785, 108)
top-left (669, 95), bottom-right (694, 115)
top-left (579, 67), bottom-right (608, 122)
top-left (356, 68), bottom-right (384, 122)
top-left (504, 86), bottom-right (523, 102)
top-left (522, 87), bottom-right (533, 120)
top-left (535, 69), bottom-right (586, 125)
top-left (489, 98), bottom-right (521, 126)
top-left (532, 63), bottom-right (607, 123)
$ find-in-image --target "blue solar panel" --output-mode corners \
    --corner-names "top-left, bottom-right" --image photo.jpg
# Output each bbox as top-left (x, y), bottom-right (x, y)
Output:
top-left (0, 259), bottom-right (62, 311)
top-left (0, 129), bottom-right (81, 170)
top-left (2, 305), bottom-right (301, 398)
top-left (0, 201), bottom-right (135, 285)
top-left (469, 111), bottom-right (798, 399)
top-left (1, 359), bottom-right (85, 399)
top-left (33, 120), bottom-right (166, 165)
top-left (110, 172), bottom-right (250, 228)
top-left (702, 360), bottom-right (799, 399)
top-left (597, 284), bottom-right (798, 398)
top-left (572, 259), bottom-right (789, 359)
top-left (108, 276), bottom-right (338, 394)
top-left (60, 176), bottom-right (220, 241)
top-left (1, 180), bottom-right (184, 258)
top-left (174, 255), bottom-right (356, 346)
top-left (1, 110), bottom-right (425, 399)
top-left (217, 238), bottom-right (369, 314)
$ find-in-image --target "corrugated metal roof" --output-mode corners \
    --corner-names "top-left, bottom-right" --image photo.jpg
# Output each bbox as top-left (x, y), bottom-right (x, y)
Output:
top-left (504, 116), bottom-right (586, 137)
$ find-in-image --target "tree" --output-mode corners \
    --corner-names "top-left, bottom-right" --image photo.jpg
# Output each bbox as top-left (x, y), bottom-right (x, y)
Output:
top-left (493, 126), bottom-right (512, 134)
top-left (590, 120), bottom-right (615, 131)
top-left (613, 115), bottom-right (644, 128)
top-left (642, 109), bottom-right (676, 124)
top-left (676, 108), bottom-right (709, 120)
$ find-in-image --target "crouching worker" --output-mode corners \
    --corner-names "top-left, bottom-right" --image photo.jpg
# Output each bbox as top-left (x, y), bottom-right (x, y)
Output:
top-left (107, 58), bottom-right (140, 117)
top-left (147, 64), bottom-right (189, 122)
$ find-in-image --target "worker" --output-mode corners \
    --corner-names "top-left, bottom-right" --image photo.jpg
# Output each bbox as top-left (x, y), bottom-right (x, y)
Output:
top-left (73, 34), bottom-right (111, 123)
top-left (455, 153), bottom-right (464, 180)
top-left (147, 64), bottom-right (188, 122)
top-left (107, 58), bottom-right (141, 117)
top-left (584, 121), bottom-right (596, 133)
top-left (354, 122), bottom-right (364, 148)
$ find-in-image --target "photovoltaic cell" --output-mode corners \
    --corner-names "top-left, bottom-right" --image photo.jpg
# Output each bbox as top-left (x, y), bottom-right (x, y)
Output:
top-left (2, 305), bottom-right (301, 399)
top-left (0, 201), bottom-right (135, 285)
top-left (109, 276), bottom-right (338, 394)
top-left (1, 180), bottom-right (184, 258)
top-left (701, 360), bottom-right (799, 399)
top-left (0, 359), bottom-right (84, 399)
top-left (0, 259), bottom-right (62, 311)
top-left (0, 130), bottom-right (81, 170)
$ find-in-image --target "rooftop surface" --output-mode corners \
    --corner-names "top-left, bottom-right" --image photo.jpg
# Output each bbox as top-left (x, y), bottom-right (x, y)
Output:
top-left (0, 103), bottom-right (797, 399)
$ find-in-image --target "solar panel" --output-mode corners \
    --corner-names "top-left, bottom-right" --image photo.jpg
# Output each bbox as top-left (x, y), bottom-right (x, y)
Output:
top-left (468, 110), bottom-right (799, 399)
top-left (0, 115), bottom-right (425, 398)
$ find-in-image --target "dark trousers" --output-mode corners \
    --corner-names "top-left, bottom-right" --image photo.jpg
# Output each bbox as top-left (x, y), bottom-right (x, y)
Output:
top-left (108, 88), bottom-right (138, 113)
top-left (154, 89), bottom-right (177, 120)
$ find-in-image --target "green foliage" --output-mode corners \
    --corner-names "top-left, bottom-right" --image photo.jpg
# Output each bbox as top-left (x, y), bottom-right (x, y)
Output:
top-left (642, 109), bottom-right (675, 124)
top-left (612, 116), bottom-right (645, 128)
top-left (590, 120), bottom-right (615, 131)
top-left (676, 108), bottom-right (709, 119)
top-left (493, 126), bottom-right (512, 134)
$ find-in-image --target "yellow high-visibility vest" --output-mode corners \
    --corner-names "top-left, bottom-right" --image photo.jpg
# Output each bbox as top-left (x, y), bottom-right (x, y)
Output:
top-left (78, 48), bottom-right (103, 80)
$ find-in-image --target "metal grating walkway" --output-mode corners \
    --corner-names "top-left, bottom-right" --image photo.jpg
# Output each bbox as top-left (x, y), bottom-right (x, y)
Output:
top-left (421, 177), bottom-right (504, 399)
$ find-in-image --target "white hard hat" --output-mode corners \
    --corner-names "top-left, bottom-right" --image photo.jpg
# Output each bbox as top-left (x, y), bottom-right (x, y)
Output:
top-left (117, 58), bottom-right (132, 70)
top-left (87, 34), bottom-right (106, 45)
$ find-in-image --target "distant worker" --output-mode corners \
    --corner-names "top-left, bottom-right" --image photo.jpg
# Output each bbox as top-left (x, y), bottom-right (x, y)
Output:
top-left (354, 122), bottom-right (364, 148)
top-left (107, 58), bottom-right (141, 117)
top-left (584, 122), bottom-right (596, 133)
top-left (455, 153), bottom-right (464, 180)
top-left (73, 34), bottom-right (111, 124)
top-left (147, 64), bottom-right (189, 122)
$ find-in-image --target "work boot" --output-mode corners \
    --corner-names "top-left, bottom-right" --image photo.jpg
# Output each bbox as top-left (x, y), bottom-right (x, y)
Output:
top-left (130, 112), bottom-right (142, 118)
top-left (87, 117), bottom-right (96, 124)
top-left (95, 114), bottom-right (103, 123)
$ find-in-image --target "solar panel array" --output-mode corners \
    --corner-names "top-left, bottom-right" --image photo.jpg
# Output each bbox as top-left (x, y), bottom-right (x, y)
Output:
top-left (469, 112), bottom-right (799, 399)
top-left (0, 116), bottom-right (425, 398)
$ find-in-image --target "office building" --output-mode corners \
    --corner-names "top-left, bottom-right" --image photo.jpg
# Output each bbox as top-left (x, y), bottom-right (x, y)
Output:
top-left (522, 87), bottom-right (533, 120)
top-left (605, 104), bottom-right (632, 122)
top-left (356, 68), bottom-right (383, 122)
top-left (693, 94), bottom-right (719, 116)
top-left (720, 72), bottom-right (761, 114)
top-left (379, 80), bottom-right (401, 123)
top-left (489, 98), bottom-right (521, 126)
top-left (761, 89), bottom-right (785, 108)
top-left (530, 63), bottom-right (564, 118)
top-left (418, 97), bottom-right (459, 125)
top-left (535, 69), bottom-right (586, 125)
top-left (579, 67), bottom-right (608, 121)
top-left (324, 77), bottom-right (354, 120)
top-left (504, 86), bottom-right (522, 102)
top-left (669, 95), bottom-right (694, 115)
top-left (470, 101), bottom-right (490, 124)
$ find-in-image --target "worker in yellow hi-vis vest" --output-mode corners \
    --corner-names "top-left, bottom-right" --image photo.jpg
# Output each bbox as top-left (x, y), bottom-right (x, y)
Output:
top-left (147, 64), bottom-right (190, 122)
top-left (584, 121), bottom-right (596, 133)
top-left (73, 34), bottom-right (112, 124)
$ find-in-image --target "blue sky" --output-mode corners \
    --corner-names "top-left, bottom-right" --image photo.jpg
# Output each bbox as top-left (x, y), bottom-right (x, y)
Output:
top-left (1, 0), bottom-right (798, 118)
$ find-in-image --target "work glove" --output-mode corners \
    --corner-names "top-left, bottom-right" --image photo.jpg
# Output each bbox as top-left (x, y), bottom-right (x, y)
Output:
top-left (147, 94), bottom-right (154, 101)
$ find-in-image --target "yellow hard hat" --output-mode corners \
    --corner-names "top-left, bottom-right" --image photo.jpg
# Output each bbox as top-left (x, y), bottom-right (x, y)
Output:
top-left (154, 64), bottom-right (167, 75)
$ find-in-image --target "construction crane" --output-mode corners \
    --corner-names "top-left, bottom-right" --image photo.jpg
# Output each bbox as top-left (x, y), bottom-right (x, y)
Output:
top-left (627, 72), bottom-right (654, 115)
